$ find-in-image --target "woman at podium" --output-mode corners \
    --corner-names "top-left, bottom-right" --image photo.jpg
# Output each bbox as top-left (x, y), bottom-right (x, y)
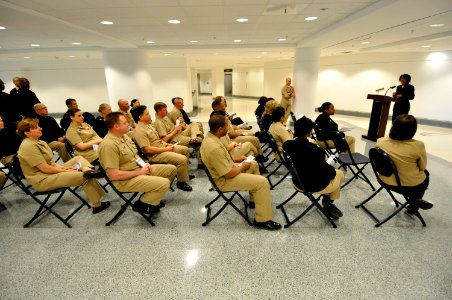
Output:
top-left (392, 74), bottom-right (415, 121)
top-left (315, 102), bottom-right (355, 152)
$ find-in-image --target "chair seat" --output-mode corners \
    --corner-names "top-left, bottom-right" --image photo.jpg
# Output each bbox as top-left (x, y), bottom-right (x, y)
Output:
top-left (339, 153), bottom-right (370, 164)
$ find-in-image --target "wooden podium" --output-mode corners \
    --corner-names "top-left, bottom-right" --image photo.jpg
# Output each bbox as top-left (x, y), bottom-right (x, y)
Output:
top-left (362, 94), bottom-right (396, 141)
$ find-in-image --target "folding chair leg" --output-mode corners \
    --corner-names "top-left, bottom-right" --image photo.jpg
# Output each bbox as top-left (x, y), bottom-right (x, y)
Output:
top-left (24, 192), bottom-right (72, 228)
top-left (0, 202), bottom-right (6, 211)
top-left (202, 192), bottom-right (251, 226)
top-left (269, 171), bottom-right (290, 190)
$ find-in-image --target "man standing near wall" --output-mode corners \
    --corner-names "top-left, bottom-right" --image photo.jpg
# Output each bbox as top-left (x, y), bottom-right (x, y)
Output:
top-left (280, 77), bottom-right (296, 124)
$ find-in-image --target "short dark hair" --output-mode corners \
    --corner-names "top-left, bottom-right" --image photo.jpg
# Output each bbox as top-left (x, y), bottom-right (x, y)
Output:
top-left (68, 108), bottom-right (81, 117)
top-left (131, 105), bottom-right (147, 123)
top-left (65, 98), bottom-right (76, 106)
top-left (318, 102), bottom-right (332, 113)
top-left (105, 112), bottom-right (124, 129)
top-left (208, 115), bottom-right (226, 132)
top-left (389, 114), bottom-right (417, 140)
top-left (154, 102), bottom-right (167, 112)
top-left (131, 99), bottom-right (139, 106)
top-left (258, 96), bottom-right (268, 105)
top-left (211, 98), bottom-right (222, 110)
top-left (271, 107), bottom-right (285, 122)
top-left (294, 116), bottom-right (314, 138)
top-left (399, 74), bottom-right (411, 84)
top-left (210, 110), bottom-right (226, 118)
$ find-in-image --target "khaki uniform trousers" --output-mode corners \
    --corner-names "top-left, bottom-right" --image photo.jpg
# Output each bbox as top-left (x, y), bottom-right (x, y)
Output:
top-left (0, 154), bottom-right (14, 166)
top-left (233, 135), bottom-right (262, 155)
top-left (230, 141), bottom-right (257, 158)
top-left (0, 171), bottom-right (5, 188)
top-left (316, 136), bottom-right (355, 153)
top-left (148, 150), bottom-right (189, 182)
top-left (173, 128), bottom-right (202, 166)
top-left (280, 98), bottom-right (292, 123)
top-left (32, 156), bottom-right (106, 207)
top-left (48, 141), bottom-right (72, 162)
top-left (113, 164), bottom-right (176, 206)
top-left (216, 161), bottom-right (273, 222)
top-left (314, 169), bottom-right (344, 200)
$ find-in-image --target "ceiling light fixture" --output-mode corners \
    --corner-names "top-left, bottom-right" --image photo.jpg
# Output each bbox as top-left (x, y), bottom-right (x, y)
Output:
top-left (430, 24), bottom-right (444, 27)
top-left (72, 42), bottom-right (81, 45)
top-left (69, 55), bottom-right (76, 58)
top-left (0, 26), bottom-right (6, 30)
top-left (168, 19), bottom-right (181, 24)
top-left (361, 41), bottom-right (370, 44)
top-left (305, 16), bottom-right (318, 21)
top-left (24, 56), bottom-right (30, 59)
top-left (146, 41), bottom-right (155, 44)
top-left (236, 18), bottom-right (248, 23)
top-left (164, 53), bottom-right (171, 56)
top-left (234, 39), bottom-right (242, 43)
top-left (190, 40), bottom-right (198, 43)
top-left (100, 21), bottom-right (114, 25)
top-left (31, 44), bottom-right (40, 47)
top-left (278, 38), bottom-right (286, 41)
top-left (422, 45), bottom-right (431, 48)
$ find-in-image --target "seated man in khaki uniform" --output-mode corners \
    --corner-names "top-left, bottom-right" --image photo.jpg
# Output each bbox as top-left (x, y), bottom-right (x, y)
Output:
top-left (99, 112), bottom-right (177, 214)
top-left (200, 114), bottom-right (281, 231)
top-left (268, 107), bottom-right (293, 160)
top-left (131, 105), bottom-right (193, 192)
top-left (168, 97), bottom-right (204, 135)
top-left (33, 103), bottom-right (72, 162)
top-left (17, 118), bottom-right (110, 214)
top-left (118, 98), bottom-right (136, 129)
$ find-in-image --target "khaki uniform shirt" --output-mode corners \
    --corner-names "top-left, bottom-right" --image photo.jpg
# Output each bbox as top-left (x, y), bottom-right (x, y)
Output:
top-left (281, 84), bottom-right (295, 101)
top-left (18, 138), bottom-right (58, 186)
top-left (154, 115), bottom-right (175, 139)
top-left (200, 132), bottom-right (235, 187)
top-left (376, 137), bottom-right (427, 187)
top-left (99, 133), bottom-right (141, 175)
top-left (66, 122), bottom-right (100, 162)
top-left (133, 123), bottom-right (165, 159)
top-left (120, 110), bottom-right (136, 128)
top-left (168, 107), bottom-right (184, 125)
top-left (269, 122), bottom-right (293, 151)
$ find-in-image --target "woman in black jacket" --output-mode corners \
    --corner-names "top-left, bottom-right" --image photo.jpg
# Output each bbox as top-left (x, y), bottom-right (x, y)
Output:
top-left (392, 73), bottom-right (415, 121)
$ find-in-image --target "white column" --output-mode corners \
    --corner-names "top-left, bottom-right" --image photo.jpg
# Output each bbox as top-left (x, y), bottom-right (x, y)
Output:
top-left (103, 50), bottom-right (153, 108)
top-left (293, 47), bottom-right (321, 119)
top-left (211, 67), bottom-right (224, 97)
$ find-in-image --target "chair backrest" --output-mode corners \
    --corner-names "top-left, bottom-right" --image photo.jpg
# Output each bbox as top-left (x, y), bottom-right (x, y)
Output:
top-left (266, 131), bottom-right (285, 163)
top-left (368, 147), bottom-right (402, 187)
top-left (282, 150), bottom-right (312, 196)
top-left (330, 131), bottom-right (349, 153)
top-left (132, 139), bottom-right (149, 161)
top-left (64, 140), bottom-right (75, 158)
top-left (290, 111), bottom-right (297, 124)
top-left (200, 158), bottom-right (223, 192)
top-left (82, 112), bottom-right (96, 127)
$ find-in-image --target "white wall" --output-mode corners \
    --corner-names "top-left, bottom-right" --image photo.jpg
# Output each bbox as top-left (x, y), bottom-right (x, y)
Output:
top-left (263, 60), bottom-right (293, 100)
top-left (198, 72), bottom-right (212, 94)
top-left (232, 67), bottom-right (264, 97)
top-left (318, 51), bottom-right (452, 122)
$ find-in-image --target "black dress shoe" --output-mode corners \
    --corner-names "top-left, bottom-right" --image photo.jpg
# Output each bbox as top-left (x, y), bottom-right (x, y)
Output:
top-left (133, 201), bottom-right (160, 214)
top-left (197, 164), bottom-right (204, 170)
top-left (189, 174), bottom-right (195, 180)
top-left (322, 197), bottom-right (343, 219)
top-left (259, 166), bottom-right (269, 174)
top-left (176, 182), bottom-right (193, 191)
top-left (253, 220), bottom-right (282, 231)
top-left (92, 201), bottom-right (110, 214)
top-left (411, 199), bottom-right (434, 210)
top-left (256, 155), bottom-right (269, 163)
top-left (157, 201), bottom-right (166, 208)
top-left (83, 169), bottom-right (104, 179)
top-left (248, 201), bottom-right (255, 209)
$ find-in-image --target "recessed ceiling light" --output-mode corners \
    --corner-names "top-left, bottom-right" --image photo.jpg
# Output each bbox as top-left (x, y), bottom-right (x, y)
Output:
top-left (0, 26), bottom-right (6, 30)
top-left (146, 41), bottom-right (155, 44)
top-left (305, 16), bottom-right (318, 21)
top-left (168, 20), bottom-right (180, 24)
top-left (72, 42), bottom-right (81, 45)
top-left (69, 55), bottom-right (76, 58)
top-left (24, 56), bottom-right (30, 59)
top-left (361, 41), bottom-right (370, 44)
top-left (100, 21), bottom-right (114, 25)
top-left (278, 38), bottom-right (286, 41)
top-left (261, 52), bottom-right (268, 55)
top-left (234, 39), bottom-right (242, 43)
top-left (422, 45), bottom-right (431, 48)
top-left (190, 40), bottom-right (198, 43)
top-left (236, 18), bottom-right (248, 23)
top-left (164, 53), bottom-right (171, 56)
top-left (31, 44), bottom-right (40, 47)
top-left (430, 24), bottom-right (444, 27)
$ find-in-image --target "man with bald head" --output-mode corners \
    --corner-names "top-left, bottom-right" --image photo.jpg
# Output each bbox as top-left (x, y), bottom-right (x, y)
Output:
top-left (118, 98), bottom-right (136, 129)
top-left (33, 103), bottom-right (72, 162)
top-left (280, 77), bottom-right (296, 124)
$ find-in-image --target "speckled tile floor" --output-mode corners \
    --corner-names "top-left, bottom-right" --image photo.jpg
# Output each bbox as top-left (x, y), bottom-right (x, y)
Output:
top-left (1, 98), bottom-right (451, 299)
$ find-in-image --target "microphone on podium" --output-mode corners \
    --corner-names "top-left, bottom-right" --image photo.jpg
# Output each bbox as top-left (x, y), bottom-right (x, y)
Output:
top-left (375, 87), bottom-right (384, 92)
top-left (384, 85), bottom-right (397, 96)
top-left (390, 85), bottom-right (396, 89)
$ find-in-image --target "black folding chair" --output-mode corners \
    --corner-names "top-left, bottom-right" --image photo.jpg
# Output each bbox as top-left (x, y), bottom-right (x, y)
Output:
top-left (1, 164), bottom-right (17, 191)
top-left (265, 132), bottom-right (290, 190)
top-left (255, 113), bottom-right (271, 156)
top-left (276, 150), bottom-right (337, 228)
top-left (331, 131), bottom-right (375, 190)
top-left (201, 160), bottom-right (252, 227)
top-left (9, 155), bottom-right (91, 228)
top-left (290, 111), bottom-right (297, 124)
top-left (64, 139), bottom-right (75, 158)
top-left (356, 147), bottom-right (427, 227)
top-left (100, 166), bottom-right (155, 227)
top-left (313, 123), bottom-right (339, 159)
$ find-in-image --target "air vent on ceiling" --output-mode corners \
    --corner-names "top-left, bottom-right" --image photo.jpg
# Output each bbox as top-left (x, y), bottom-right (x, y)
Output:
top-left (264, 4), bottom-right (308, 15)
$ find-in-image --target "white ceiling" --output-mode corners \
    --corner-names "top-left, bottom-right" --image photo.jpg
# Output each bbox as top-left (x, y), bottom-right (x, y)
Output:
top-left (0, 0), bottom-right (451, 68)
